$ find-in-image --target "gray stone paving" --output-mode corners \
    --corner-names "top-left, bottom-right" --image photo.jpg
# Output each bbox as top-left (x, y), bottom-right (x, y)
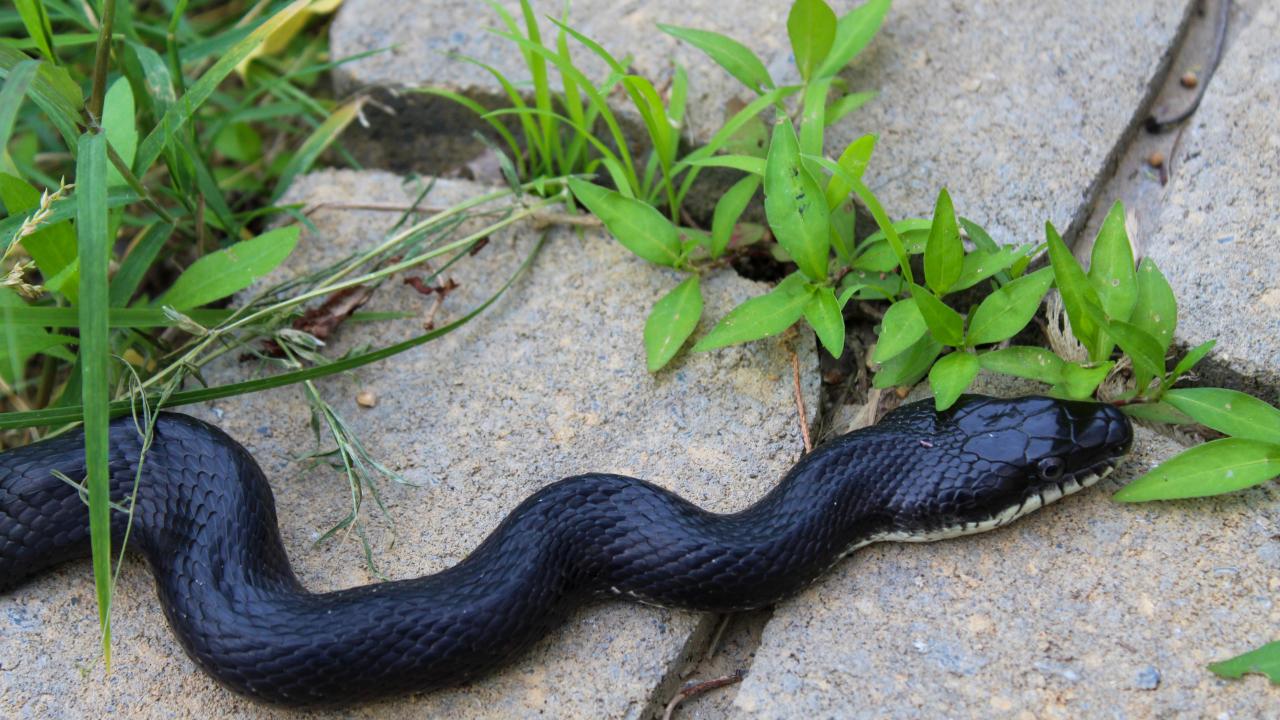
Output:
top-left (0, 170), bottom-right (818, 718)
top-left (1142, 0), bottom-right (1280, 396)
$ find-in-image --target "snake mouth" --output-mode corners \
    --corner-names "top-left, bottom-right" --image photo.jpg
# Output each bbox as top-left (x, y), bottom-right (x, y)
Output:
top-left (972, 457), bottom-right (1120, 533)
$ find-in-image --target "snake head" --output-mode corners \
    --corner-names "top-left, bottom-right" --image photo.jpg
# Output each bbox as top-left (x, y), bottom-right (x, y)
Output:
top-left (881, 395), bottom-right (1133, 541)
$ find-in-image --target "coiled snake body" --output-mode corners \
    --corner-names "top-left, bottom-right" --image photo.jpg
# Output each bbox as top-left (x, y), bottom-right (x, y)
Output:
top-left (0, 395), bottom-right (1131, 705)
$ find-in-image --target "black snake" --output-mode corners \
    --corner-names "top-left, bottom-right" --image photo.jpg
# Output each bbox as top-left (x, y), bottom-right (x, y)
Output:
top-left (0, 394), bottom-right (1132, 705)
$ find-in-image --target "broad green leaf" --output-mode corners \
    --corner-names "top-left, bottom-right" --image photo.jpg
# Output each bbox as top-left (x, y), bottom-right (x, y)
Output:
top-left (829, 201), bottom-right (856, 266)
top-left (817, 0), bottom-right (892, 78)
top-left (873, 335), bottom-right (942, 389)
top-left (825, 134), bottom-right (875, 210)
top-left (930, 351), bottom-right (979, 411)
top-left (567, 178), bottom-right (681, 266)
top-left (644, 276), bottom-right (703, 371)
top-left (872, 296), bottom-right (926, 363)
top-left (966, 267), bottom-right (1055, 346)
top-left (788, 0), bottom-right (837, 82)
top-left (1089, 201), bottom-right (1138, 323)
top-left (157, 226), bottom-right (300, 310)
top-left (1114, 438), bottom-right (1280, 501)
top-left (859, 218), bottom-right (932, 254)
top-left (1168, 339), bottom-right (1215, 383)
top-left (1106, 319), bottom-right (1166, 385)
top-left (1131, 258), bottom-right (1177, 353)
top-left (764, 118), bottom-right (829, 281)
top-left (657, 24), bottom-right (773, 93)
top-left (1209, 641), bottom-right (1280, 684)
top-left (102, 77), bottom-right (137, 187)
top-left (1164, 388), bottom-right (1280, 444)
top-left (693, 273), bottom-right (812, 351)
top-left (711, 174), bottom-right (761, 259)
top-left (909, 283), bottom-right (963, 347)
top-left (804, 285), bottom-right (845, 358)
top-left (1046, 221), bottom-right (1105, 360)
top-left (1120, 401), bottom-right (1195, 426)
top-left (1057, 361), bottom-right (1113, 400)
top-left (0, 173), bottom-right (79, 301)
top-left (840, 267), bottom-right (903, 302)
top-left (799, 78), bottom-right (833, 159)
top-left (75, 130), bottom-right (113, 666)
top-left (951, 244), bottom-right (1027, 292)
top-left (923, 188), bottom-right (963, 294)
top-left (978, 346), bottom-right (1066, 385)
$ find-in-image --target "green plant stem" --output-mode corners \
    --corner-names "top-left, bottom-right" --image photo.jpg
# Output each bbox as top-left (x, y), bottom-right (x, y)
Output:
top-left (87, 0), bottom-right (120, 123)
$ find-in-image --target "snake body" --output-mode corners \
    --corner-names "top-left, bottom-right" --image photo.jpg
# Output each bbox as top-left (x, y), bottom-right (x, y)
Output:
top-left (0, 394), bottom-right (1131, 705)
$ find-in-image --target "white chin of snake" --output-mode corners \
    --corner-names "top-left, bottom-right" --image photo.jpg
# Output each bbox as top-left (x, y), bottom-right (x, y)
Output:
top-left (852, 464), bottom-right (1117, 551)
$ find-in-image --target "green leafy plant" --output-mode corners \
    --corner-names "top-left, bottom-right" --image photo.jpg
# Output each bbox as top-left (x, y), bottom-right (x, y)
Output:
top-left (0, 0), bottom-right (565, 663)
top-left (561, 0), bottom-right (890, 371)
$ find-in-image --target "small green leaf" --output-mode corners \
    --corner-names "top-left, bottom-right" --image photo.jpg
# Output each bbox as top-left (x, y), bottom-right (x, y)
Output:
top-left (1046, 221), bottom-right (1105, 360)
top-left (764, 118), bottom-right (829, 281)
top-left (567, 178), bottom-right (681, 267)
top-left (873, 297), bottom-right (927, 363)
top-left (658, 24), bottom-right (774, 93)
top-left (1089, 201), bottom-right (1138, 323)
top-left (1106, 320), bottom-right (1166, 384)
top-left (924, 188), bottom-right (963, 294)
top-left (873, 335), bottom-right (942, 389)
top-left (1209, 641), bottom-right (1280, 684)
top-left (693, 273), bottom-right (812, 351)
top-left (930, 351), bottom-right (980, 411)
top-left (1058, 361), bottom-right (1113, 400)
top-left (804, 285), bottom-right (845, 358)
top-left (824, 134), bottom-right (875, 211)
top-left (966, 267), bottom-right (1055, 346)
top-left (644, 276), bottom-right (703, 372)
top-left (156, 226), bottom-right (300, 310)
top-left (102, 77), bottom-right (137, 188)
top-left (1169, 339), bottom-right (1216, 383)
top-left (952, 244), bottom-right (1028, 292)
top-left (1132, 258), bottom-right (1177, 353)
top-left (825, 90), bottom-right (877, 126)
top-left (978, 346), bottom-right (1066, 385)
top-left (1114, 438), bottom-right (1280, 501)
top-left (788, 0), bottom-right (837, 82)
top-left (816, 0), bottom-right (892, 78)
top-left (909, 283), bottom-right (964, 347)
top-left (711, 174), bottom-right (761, 259)
top-left (1164, 388), bottom-right (1280, 444)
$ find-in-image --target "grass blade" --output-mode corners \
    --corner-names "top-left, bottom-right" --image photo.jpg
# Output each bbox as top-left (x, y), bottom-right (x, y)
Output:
top-left (270, 97), bottom-right (365, 203)
top-left (0, 60), bottom-right (39, 154)
top-left (75, 130), bottom-right (114, 666)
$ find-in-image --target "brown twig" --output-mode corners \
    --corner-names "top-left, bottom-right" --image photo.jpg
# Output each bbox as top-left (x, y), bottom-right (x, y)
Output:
top-left (662, 671), bottom-right (745, 720)
top-left (791, 350), bottom-right (812, 453)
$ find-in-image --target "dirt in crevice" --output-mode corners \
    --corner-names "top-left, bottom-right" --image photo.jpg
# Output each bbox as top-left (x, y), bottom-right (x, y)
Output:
top-left (649, 609), bottom-right (772, 720)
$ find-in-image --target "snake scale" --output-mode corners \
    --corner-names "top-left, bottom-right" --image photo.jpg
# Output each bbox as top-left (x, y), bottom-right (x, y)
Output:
top-left (0, 394), bottom-right (1132, 705)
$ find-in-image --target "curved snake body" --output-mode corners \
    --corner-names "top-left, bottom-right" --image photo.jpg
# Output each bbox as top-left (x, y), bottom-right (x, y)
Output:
top-left (0, 395), bottom-right (1131, 705)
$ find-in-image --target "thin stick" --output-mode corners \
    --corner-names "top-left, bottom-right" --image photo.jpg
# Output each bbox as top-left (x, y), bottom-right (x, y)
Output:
top-left (662, 671), bottom-right (745, 720)
top-left (792, 350), bottom-right (812, 453)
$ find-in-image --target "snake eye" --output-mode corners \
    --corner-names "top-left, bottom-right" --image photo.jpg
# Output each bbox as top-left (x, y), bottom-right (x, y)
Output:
top-left (1037, 457), bottom-right (1066, 481)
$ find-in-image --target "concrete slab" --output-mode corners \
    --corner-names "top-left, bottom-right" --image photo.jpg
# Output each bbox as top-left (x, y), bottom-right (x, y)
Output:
top-left (331, 0), bottom-right (1192, 245)
top-left (1140, 0), bottom-right (1280, 395)
top-left (0, 170), bottom-right (819, 718)
top-left (734, 379), bottom-right (1279, 718)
